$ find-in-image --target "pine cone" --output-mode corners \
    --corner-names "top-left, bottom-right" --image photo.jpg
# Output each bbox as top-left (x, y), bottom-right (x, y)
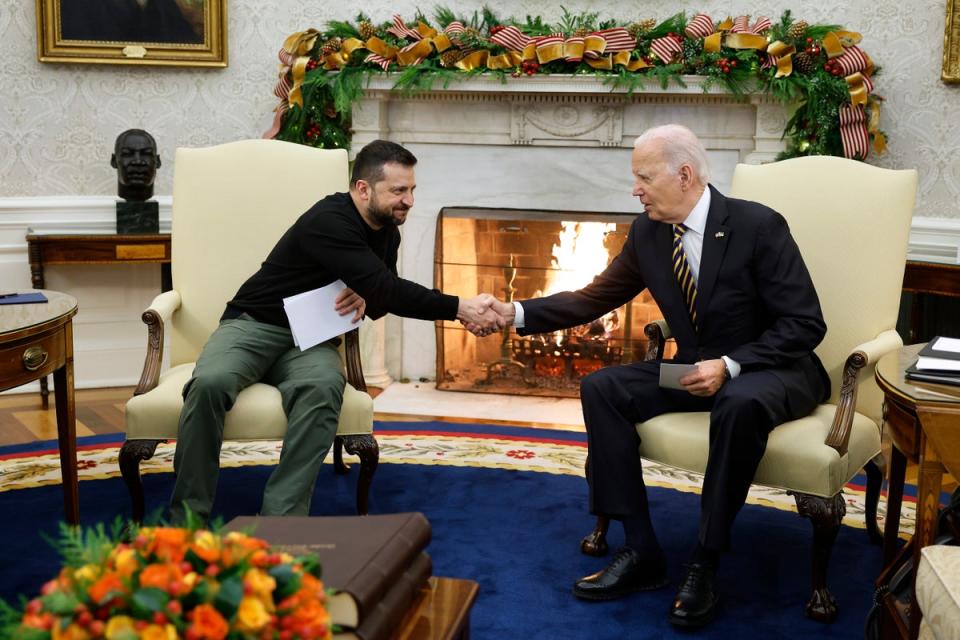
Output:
top-left (440, 50), bottom-right (462, 68)
top-left (573, 27), bottom-right (591, 38)
top-left (627, 18), bottom-right (657, 38)
top-left (320, 37), bottom-right (342, 56)
top-left (792, 51), bottom-right (814, 74)
top-left (358, 20), bottom-right (377, 41)
top-left (788, 20), bottom-right (808, 42)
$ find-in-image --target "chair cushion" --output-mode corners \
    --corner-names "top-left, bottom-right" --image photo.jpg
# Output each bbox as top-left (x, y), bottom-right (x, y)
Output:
top-left (917, 546), bottom-right (960, 640)
top-left (125, 363), bottom-right (374, 441)
top-left (636, 404), bottom-right (881, 497)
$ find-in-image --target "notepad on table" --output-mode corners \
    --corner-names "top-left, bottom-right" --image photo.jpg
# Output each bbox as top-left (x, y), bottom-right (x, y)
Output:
top-left (0, 292), bottom-right (48, 305)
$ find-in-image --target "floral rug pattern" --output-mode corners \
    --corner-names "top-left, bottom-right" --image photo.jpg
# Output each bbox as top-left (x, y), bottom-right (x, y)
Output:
top-left (0, 429), bottom-right (915, 535)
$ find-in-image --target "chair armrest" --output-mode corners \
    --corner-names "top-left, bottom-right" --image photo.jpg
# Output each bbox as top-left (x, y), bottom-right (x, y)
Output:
top-left (642, 320), bottom-right (672, 361)
top-left (343, 328), bottom-right (368, 393)
top-left (134, 290), bottom-right (182, 396)
top-left (823, 329), bottom-right (903, 456)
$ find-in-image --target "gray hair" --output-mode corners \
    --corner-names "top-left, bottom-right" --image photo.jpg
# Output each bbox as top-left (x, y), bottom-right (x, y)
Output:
top-left (634, 124), bottom-right (711, 184)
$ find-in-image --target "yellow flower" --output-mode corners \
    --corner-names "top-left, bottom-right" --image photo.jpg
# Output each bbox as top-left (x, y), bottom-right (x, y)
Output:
top-left (104, 616), bottom-right (137, 639)
top-left (235, 596), bottom-right (272, 633)
top-left (112, 548), bottom-right (139, 578)
top-left (141, 623), bottom-right (178, 640)
top-left (190, 530), bottom-right (221, 563)
top-left (73, 564), bottom-right (100, 582)
top-left (243, 568), bottom-right (277, 601)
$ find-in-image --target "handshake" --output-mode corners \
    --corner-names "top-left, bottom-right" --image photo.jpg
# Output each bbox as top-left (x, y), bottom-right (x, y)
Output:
top-left (456, 294), bottom-right (516, 337)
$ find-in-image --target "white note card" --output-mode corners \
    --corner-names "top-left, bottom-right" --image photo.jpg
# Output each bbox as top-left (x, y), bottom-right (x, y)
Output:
top-left (931, 336), bottom-right (960, 353)
top-left (283, 280), bottom-right (356, 352)
top-left (658, 363), bottom-right (699, 390)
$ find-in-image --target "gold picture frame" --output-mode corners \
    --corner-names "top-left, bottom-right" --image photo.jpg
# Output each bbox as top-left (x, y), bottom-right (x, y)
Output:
top-left (36, 0), bottom-right (227, 67)
top-left (945, 0), bottom-right (960, 82)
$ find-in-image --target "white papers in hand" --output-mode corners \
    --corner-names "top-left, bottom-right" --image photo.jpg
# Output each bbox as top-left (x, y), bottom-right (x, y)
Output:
top-left (282, 280), bottom-right (356, 352)
top-left (658, 363), bottom-right (698, 390)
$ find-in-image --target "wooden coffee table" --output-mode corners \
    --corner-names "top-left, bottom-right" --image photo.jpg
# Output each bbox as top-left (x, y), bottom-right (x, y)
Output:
top-left (393, 577), bottom-right (479, 640)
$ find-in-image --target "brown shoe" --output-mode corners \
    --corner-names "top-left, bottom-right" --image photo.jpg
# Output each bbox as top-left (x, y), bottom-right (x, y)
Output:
top-left (573, 547), bottom-right (668, 601)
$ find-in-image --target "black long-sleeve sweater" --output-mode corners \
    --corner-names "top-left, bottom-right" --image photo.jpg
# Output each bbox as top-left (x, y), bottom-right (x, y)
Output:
top-left (222, 192), bottom-right (458, 327)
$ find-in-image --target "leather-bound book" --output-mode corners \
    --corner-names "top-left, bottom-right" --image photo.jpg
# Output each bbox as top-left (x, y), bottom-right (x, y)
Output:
top-left (225, 513), bottom-right (431, 628)
top-left (334, 552), bottom-right (433, 640)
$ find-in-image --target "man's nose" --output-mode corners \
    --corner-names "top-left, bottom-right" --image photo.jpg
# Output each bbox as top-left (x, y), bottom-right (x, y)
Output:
top-left (402, 193), bottom-right (414, 207)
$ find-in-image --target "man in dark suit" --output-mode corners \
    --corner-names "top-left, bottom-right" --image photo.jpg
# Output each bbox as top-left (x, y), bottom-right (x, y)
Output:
top-left (486, 124), bottom-right (830, 628)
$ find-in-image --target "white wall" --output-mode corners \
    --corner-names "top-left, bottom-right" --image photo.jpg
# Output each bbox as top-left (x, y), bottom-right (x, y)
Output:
top-left (1, 0), bottom-right (959, 385)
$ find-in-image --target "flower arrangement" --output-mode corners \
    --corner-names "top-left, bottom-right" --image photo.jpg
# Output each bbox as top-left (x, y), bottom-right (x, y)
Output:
top-left (268, 7), bottom-right (885, 162)
top-left (1, 523), bottom-right (332, 640)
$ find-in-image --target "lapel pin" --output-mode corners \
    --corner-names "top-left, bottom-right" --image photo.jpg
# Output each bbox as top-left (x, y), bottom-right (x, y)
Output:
top-left (715, 231), bottom-right (725, 239)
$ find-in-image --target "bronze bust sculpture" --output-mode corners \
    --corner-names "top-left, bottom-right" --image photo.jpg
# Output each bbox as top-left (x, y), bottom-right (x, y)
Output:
top-left (112, 129), bottom-right (161, 233)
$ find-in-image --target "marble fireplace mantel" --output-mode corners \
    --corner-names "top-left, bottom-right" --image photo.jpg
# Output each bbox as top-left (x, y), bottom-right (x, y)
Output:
top-left (347, 74), bottom-right (791, 385)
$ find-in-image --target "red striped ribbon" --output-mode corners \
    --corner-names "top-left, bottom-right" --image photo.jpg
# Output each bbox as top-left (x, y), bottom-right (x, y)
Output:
top-left (387, 15), bottom-right (421, 40)
top-left (685, 14), bottom-right (715, 39)
top-left (364, 53), bottom-right (392, 70)
top-left (490, 25), bottom-right (532, 50)
top-left (835, 46), bottom-right (869, 76)
top-left (839, 104), bottom-right (870, 159)
top-left (592, 27), bottom-right (635, 51)
top-left (650, 35), bottom-right (683, 63)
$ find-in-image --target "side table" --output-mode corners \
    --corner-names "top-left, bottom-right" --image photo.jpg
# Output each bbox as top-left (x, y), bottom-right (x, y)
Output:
top-left (0, 290), bottom-right (80, 524)
top-left (875, 344), bottom-right (960, 639)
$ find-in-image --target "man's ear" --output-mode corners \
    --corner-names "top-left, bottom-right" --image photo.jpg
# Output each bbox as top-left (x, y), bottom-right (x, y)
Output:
top-left (110, 153), bottom-right (118, 169)
top-left (355, 179), bottom-right (370, 199)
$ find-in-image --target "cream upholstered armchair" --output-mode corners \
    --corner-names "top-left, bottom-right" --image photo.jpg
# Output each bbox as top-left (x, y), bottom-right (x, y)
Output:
top-left (120, 140), bottom-right (377, 522)
top-left (580, 155), bottom-right (917, 622)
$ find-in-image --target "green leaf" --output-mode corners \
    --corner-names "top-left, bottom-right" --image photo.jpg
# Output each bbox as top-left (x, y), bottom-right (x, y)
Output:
top-left (213, 577), bottom-right (244, 619)
top-left (270, 563), bottom-right (302, 600)
top-left (41, 591), bottom-right (80, 616)
top-left (131, 588), bottom-right (170, 617)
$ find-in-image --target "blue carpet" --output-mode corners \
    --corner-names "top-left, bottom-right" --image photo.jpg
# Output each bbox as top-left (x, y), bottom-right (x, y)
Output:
top-left (0, 451), bottom-right (880, 639)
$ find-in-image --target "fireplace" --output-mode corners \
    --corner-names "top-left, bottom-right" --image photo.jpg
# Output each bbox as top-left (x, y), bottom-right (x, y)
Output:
top-left (435, 206), bottom-right (669, 398)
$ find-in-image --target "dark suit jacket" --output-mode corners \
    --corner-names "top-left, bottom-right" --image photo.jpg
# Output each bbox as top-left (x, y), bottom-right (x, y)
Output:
top-left (519, 185), bottom-right (831, 409)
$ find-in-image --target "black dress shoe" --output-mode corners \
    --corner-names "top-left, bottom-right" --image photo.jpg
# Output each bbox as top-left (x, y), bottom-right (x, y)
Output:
top-left (573, 547), bottom-right (668, 600)
top-left (668, 563), bottom-right (720, 628)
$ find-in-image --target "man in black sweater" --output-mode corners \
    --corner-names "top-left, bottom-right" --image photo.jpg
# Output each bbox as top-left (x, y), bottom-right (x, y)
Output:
top-left (169, 140), bottom-right (500, 523)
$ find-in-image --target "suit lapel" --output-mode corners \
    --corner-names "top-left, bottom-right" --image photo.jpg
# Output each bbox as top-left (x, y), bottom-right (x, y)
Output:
top-left (695, 185), bottom-right (730, 325)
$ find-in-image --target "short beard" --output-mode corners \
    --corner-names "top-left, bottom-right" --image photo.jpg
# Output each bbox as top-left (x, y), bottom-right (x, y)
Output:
top-left (368, 193), bottom-right (406, 227)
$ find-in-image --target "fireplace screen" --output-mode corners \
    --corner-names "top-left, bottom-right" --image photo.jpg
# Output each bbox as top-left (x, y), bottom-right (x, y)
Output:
top-left (435, 206), bottom-right (667, 398)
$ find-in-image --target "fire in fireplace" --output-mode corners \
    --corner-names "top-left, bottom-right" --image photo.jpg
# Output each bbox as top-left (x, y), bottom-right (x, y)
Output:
top-left (435, 207), bottom-right (668, 398)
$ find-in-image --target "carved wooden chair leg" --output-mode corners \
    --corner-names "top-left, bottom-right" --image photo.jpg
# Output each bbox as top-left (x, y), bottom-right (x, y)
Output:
top-left (342, 434), bottom-right (379, 515)
top-left (864, 456), bottom-right (884, 545)
top-left (791, 491), bottom-right (846, 623)
top-left (333, 436), bottom-right (350, 475)
top-left (119, 439), bottom-right (163, 524)
top-left (579, 456), bottom-right (610, 556)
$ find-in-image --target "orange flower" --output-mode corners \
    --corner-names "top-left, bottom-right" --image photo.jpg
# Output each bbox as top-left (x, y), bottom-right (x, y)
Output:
top-left (190, 530), bottom-right (221, 564)
top-left (21, 612), bottom-right (54, 630)
top-left (111, 548), bottom-right (140, 578)
top-left (189, 603), bottom-right (229, 640)
top-left (139, 563), bottom-right (183, 590)
top-left (149, 528), bottom-right (190, 563)
top-left (51, 622), bottom-right (91, 640)
top-left (235, 596), bottom-right (272, 633)
top-left (88, 571), bottom-right (124, 605)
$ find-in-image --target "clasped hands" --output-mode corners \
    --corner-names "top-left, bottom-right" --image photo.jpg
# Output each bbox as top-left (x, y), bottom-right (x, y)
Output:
top-left (457, 294), bottom-right (515, 337)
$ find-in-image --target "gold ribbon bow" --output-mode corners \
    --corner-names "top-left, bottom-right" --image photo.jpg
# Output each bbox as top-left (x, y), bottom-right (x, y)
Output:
top-left (281, 29), bottom-right (320, 108)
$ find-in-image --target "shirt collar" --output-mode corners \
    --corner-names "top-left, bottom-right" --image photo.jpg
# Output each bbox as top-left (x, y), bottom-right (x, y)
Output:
top-left (680, 186), bottom-right (711, 235)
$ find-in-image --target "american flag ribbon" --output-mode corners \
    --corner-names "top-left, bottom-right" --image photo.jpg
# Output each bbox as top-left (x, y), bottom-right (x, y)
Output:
top-left (685, 14), bottom-right (715, 39)
top-left (835, 46), bottom-right (869, 76)
top-left (387, 15), bottom-right (422, 41)
top-left (839, 104), bottom-right (870, 160)
top-left (650, 35), bottom-right (683, 64)
top-left (489, 25), bottom-right (533, 50)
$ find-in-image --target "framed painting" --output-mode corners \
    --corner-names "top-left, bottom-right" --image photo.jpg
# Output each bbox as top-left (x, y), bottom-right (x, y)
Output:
top-left (945, 0), bottom-right (960, 82)
top-left (36, 0), bottom-right (227, 67)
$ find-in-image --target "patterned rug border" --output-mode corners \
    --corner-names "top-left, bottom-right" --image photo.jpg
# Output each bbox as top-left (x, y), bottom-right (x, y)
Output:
top-left (0, 426), bottom-right (917, 536)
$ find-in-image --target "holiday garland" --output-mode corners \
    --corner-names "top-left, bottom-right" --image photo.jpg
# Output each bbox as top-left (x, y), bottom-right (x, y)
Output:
top-left (266, 8), bottom-right (886, 161)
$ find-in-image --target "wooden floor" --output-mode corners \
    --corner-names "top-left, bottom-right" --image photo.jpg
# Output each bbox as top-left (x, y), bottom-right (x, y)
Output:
top-left (0, 386), bottom-right (955, 494)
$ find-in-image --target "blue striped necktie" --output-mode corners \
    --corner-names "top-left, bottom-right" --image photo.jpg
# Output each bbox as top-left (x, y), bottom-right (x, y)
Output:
top-left (672, 224), bottom-right (698, 328)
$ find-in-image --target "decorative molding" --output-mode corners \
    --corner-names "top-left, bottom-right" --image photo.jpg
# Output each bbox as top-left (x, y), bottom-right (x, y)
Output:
top-left (908, 216), bottom-right (960, 264)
